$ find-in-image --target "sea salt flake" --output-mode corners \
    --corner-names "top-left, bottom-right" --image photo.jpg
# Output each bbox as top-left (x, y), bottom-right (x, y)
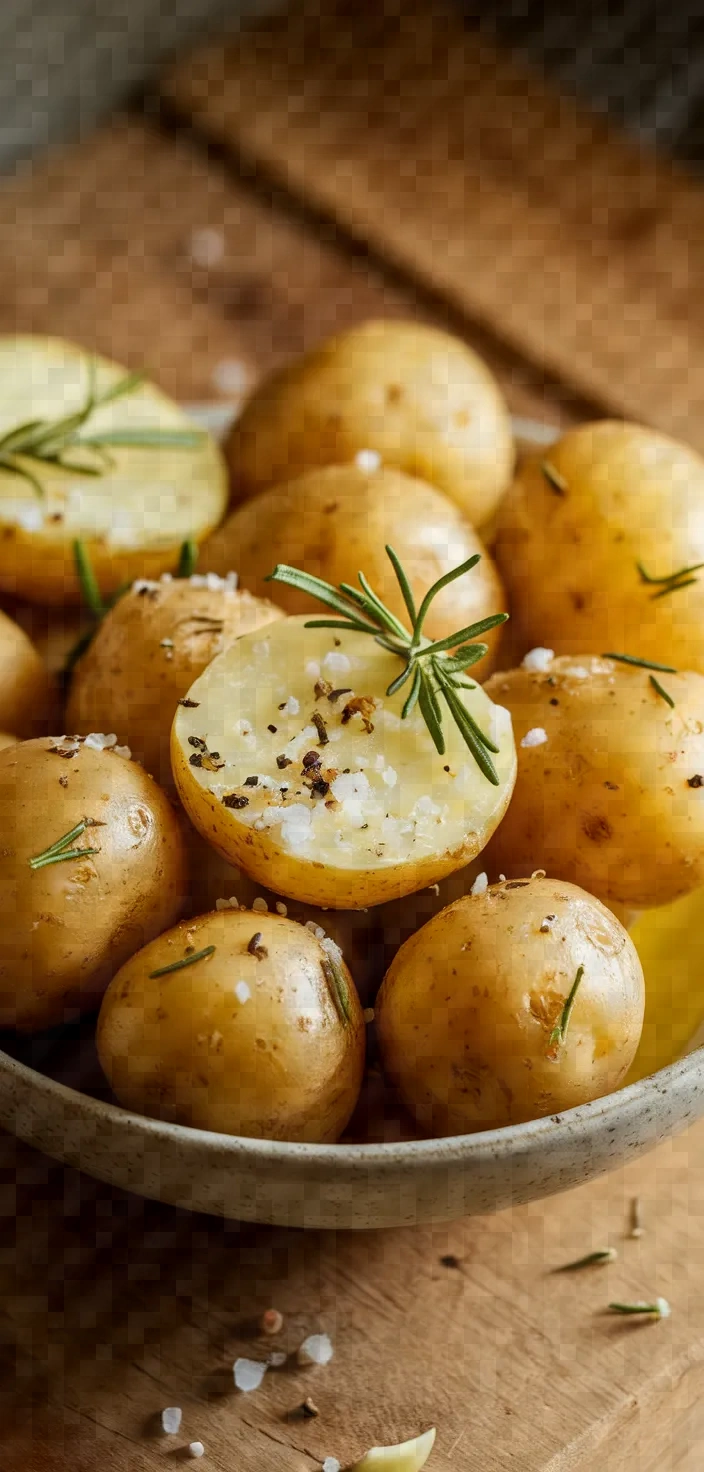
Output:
top-left (252, 896), bottom-right (269, 913)
top-left (234, 981), bottom-right (251, 1004)
top-left (212, 358), bottom-right (250, 396)
top-left (234, 1357), bottom-right (267, 1392)
top-left (355, 448), bottom-right (381, 472)
top-left (331, 771), bottom-right (371, 803)
top-left (323, 650), bottom-right (351, 676)
top-left (188, 1442), bottom-right (205, 1459)
top-left (323, 1458), bottom-right (341, 1472)
top-left (305, 660), bottom-right (321, 680)
top-left (321, 936), bottom-right (344, 965)
top-left (189, 225), bottom-right (224, 267)
top-left (415, 794), bottom-right (441, 817)
top-left (297, 1332), bottom-right (334, 1367)
top-left (521, 727), bottom-right (548, 749)
top-left (113, 744), bottom-right (132, 760)
top-left (471, 872), bottom-right (488, 896)
top-left (83, 732), bottom-right (117, 751)
top-left (281, 695), bottom-right (300, 715)
top-left (522, 647), bottom-right (555, 672)
top-left (161, 1407), bottom-right (182, 1435)
top-left (382, 765), bottom-right (398, 787)
top-left (275, 901), bottom-right (288, 916)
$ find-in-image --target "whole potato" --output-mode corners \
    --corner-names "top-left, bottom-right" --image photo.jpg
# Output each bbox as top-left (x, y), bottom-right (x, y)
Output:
top-left (0, 735), bottom-right (187, 1030)
top-left (224, 320), bottom-right (514, 529)
top-left (496, 421), bottom-right (704, 670)
top-left (66, 574), bottom-right (283, 788)
top-left (97, 909), bottom-right (366, 1142)
top-left (376, 875), bottom-right (644, 1135)
top-left (484, 654), bottom-right (704, 908)
top-left (201, 463), bottom-right (506, 663)
top-left (0, 608), bottom-right (54, 736)
top-left (185, 829), bottom-right (384, 1006)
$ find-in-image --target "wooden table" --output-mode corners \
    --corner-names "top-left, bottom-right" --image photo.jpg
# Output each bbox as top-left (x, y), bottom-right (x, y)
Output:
top-left (1, 13), bottom-right (704, 1465)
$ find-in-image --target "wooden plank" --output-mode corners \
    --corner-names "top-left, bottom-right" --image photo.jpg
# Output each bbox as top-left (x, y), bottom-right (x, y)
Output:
top-left (0, 114), bottom-right (586, 427)
top-left (165, 0), bottom-right (704, 452)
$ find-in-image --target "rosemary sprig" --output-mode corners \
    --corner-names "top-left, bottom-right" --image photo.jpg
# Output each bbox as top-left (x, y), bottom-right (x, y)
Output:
top-left (267, 548), bottom-right (509, 784)
top-left (649, 674), bottom-right (675, 709)
top-left (149, 945), bottom-right (216, 978)
top-left (547, 965), bottom-right (584, 1059)
top-left (29, 817), bottom-right (102, 870)
top-left (554, 1247), bottom-right (617, 1272)
top-left (0, 357), bottom-right (203, 498)
top-left (602, 652), bottom-right (677, 674)
top-left (608, 1299), bottom-right (670, 1319)
top-left (541, 460), bottom-right (568, 496)
top-left (322, 953), bottom-right (352, 1026)
top-left (637, 560), bottom-right (704, 600)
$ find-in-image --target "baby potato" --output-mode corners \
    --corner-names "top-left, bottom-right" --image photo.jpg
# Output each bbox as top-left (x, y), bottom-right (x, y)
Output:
top-left (0, 337), bottom-right (227, 605)
top-left (201, 463), bottom-right (506, 662)
top-left (496, 421), bottom-right (704, 670)
top-left (484, 655), bottom-right (704, 908)
top-left (185, 829), bottom-right (384, 1005)
top-left (376, 875), bottom-right (644, 1135)
top-left (171, 616), bottom-right (516, 910)
top-left (0, 608), bottom-right (55, 736)
top-left (224, 319), bottom-right (514, 529)
top-left (97, 909), bottom-right (366, 1142)
top-left (66, 574), bottom-right (283, 789)
top-left (0, 735), bottom-right (187, 1031)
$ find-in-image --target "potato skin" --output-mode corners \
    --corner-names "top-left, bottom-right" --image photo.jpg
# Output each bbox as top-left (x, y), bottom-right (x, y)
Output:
top-left (97, 910), bottom-right (366, 1143)
top-left (225, 320), bottom-right (514, 529)
top-left (66, 578), bottom-right (283, 789)
top-left (0, 737), bottom-right (187, 1031)
top-left (0, 608), bottom-right (55, 736)
top-left (201, 463), bottom-right (507, 662)
top-left (185, 829), bottom-right (384, 1006)
top-left (484, 656), bottom-right (704, 908)
top-left (496, 421), bottom-right (704, 670)
top-left (376, 876), bottom-right (644, 1135)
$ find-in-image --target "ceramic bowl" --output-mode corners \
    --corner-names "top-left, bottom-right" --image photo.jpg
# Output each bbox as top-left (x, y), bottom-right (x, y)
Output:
top-left (2, 412), bottom-right (701, 1228)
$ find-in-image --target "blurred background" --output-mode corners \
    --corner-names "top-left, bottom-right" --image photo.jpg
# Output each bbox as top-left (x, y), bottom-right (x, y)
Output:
top-left (3, 0), bottom-right (704, 172)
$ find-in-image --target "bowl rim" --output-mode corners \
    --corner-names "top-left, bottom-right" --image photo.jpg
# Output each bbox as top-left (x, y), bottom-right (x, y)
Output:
top-left (1, 1040), bottom-right (701, 1169)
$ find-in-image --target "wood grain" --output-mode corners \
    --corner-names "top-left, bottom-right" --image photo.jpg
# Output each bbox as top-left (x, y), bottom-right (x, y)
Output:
top-left (165, 0), bottom-right (704, 452)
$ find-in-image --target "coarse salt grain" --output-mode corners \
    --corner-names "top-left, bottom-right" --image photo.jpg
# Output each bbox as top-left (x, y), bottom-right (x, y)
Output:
top-left (161, 1407), bottom-right (182, 1435)
top-left (323, 650), bottom-right (352, 676)
top-left (16, 504), bottom-right (44, 532)
top-left (234, 981), bottom-right (251, 1004)
top-left (321, 936), bottom-right (344, 965)
top-left (268, 1349), bottom-right (287, 1368)
top-left (521, 727), bottom-right (548, 749)
top-left (363, 1007), bottom-right (375, 1023)
top-left (331, 771), bottom-right (371, 803)
top-left (305, 660), bottom-right (321, 680)
top-left (522, 647), bottom-right (555, 673)
top-left (113, 744), bottom-right (132, 760)
top-left (235, 719), bottom-right (253, 737)
top-left (188, 570), bottom-right (239, 591)
top-left (305, 921), bottom-right (326, 939)
top-left (297, 1333), bottom-right (334, 1367)
top-left (234, 1357), bottom-right (267, 1392)
top-left (382, 765), bottom-right (398, 787)
top-left (355, 448), bottom-right (381, 473)
top-left (188, 1442), bottom-right (205, 1459)
top-left (471, 872), bottom-right (488, 896)
top-left (569, 666), bottom-right (590, 679)
top-left (323, 1458), bottom-right (341, 1472)
top-left (414, 794), bottom-right (441, 817)
top-left (212, 358), bottom-right (250, 396)
top-left (275, 901), bottom-right (288, 916)
top-left (83, 732), bottom-right (118, 751)
top-left (132, 578), bottom-right (161, 594)
top-left (252, 897), bottom-right (269, 913)
top-left (281, 695), bottom-right (300, 716)
top-left (189, 225), bottom-right (225, 267)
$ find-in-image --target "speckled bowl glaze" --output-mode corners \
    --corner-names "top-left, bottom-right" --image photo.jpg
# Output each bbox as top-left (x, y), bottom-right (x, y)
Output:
top-left (0, 1045), bottom-right (700, 1227)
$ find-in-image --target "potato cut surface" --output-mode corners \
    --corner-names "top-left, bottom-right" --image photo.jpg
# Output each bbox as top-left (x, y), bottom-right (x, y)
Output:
top-left (172, 616), bottom-right (516, 909)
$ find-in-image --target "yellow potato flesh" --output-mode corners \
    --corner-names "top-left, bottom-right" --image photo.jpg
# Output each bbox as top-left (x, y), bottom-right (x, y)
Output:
top-left (66, 577), bottom-right (283, 789)
top-left (496, 421), bottom-right (704, 671)
top-left (97, 910), bottom-right (366, 1142)
top-left (0, 337), bottom-right (227, 603)
top-left (484, 656), bottom-right (704, 908)
top-left (171, 616), bottom-right (516, 910)
top-left (225, 319), bottom-right (514, 528)
top-left (200, 464), bottom-right (507, 668)
top-left (376, 877), bottom-right (644, 1134)
top-left (0, 737), bottom-right (187, 1030)
top-left (626, 888), bottom-right (704, 1082)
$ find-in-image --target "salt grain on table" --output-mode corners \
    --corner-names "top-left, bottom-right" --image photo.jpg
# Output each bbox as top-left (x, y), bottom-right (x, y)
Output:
top-left (161, 1406), bottom-right (182, 1434)
top-left (234, 1357), bottom-right (268, 1392)
top-left (297, 1332), bottom-right (334, 1366)
top-left (188, 1442), bottom-right (205, 1459)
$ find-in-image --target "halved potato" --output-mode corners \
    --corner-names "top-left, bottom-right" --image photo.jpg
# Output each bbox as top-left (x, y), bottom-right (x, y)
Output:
top-left (171, 616), bottom-right (516, 909)
top-left (0, 337), bottom-right (227, 604)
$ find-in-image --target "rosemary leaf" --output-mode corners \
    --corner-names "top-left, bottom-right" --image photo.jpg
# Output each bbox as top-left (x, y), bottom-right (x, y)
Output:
top-left (547, 965), bottom-right (585, 1058)
top-left (269, 564), bottom-right (378, 629)
top-left (177, 539), bottom-right (199, 578)
top-left (651, 577), bottom-right (698, 600)
top-left (385, 543), bottom-right (417, 624)
top-left (554, 1248), bottom-right (617, 1272)
top-left (649, 674), bottom-right (675, 709)
top-left (542, 460), bottom-right (568, 496)
top-left (412, 554), bottom-right (482, 643)
top-left (418, 669), bottom-right (445, 755)
top-left (401, 664), bottom-right (422, 719)
top-left (386, 662), bottom-right (415, 698)
top-left (603, 652), bottom-right (677, 673)
top-left (357, 571), bottom-right (409, 640)
top-left (637, 559), bottom-right (704, 586)
top-left (73, 539), bottom-right (105, 618)
top-left (322, 953), bottom-right (352, 1026)
top-left (421, 613), bottom-right (508, 657)
top-left (81, 429), bottom-right (204, 449)
top-left (149, 945), bottom-right (216, 978)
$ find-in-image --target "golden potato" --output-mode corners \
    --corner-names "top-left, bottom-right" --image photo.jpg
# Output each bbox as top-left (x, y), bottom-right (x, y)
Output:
top-left (0, 608), bottom-right (54, 736)
top-left (376, 875), bottom-right (644, 1134)
top-left (496, 421), bottom-right (704, 670)
top-left (171, 616), bottom-right (516, 910)
top-left (201, 463), bottom-right (506, 663)
top-left (225, 320), bottom-right (514, 528)
top-left (185, 829), bottom-right (384, 1006)
top-left (484, 655), bottom-right (704, 908)
top-left (0, 735), bottom-right (187, 1030)
top-left (0, 337), bottom-right (227, 605)
top-left (97, 909), bottom-right (366, 1142)
top-left (66, 574), bottom-right (283, 788)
